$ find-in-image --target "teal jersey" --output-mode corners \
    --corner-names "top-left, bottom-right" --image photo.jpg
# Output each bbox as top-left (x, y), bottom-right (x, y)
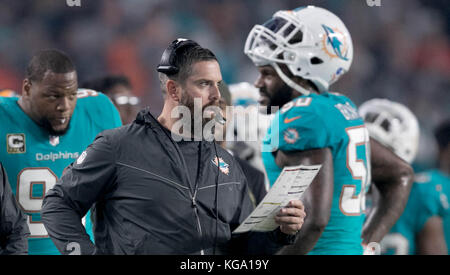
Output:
top-left (262, 92), bottom-right (371, 255)
top-left (0, 89), bottom-right (122, 254)
top-left (427, 170), bottom-right (450, 254)
top-left (381, 170), bottom-right (449, 255)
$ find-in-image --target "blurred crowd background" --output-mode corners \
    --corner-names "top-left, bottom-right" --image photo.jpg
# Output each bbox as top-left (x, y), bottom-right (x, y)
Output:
top-left (0, 0), bottom-right (448, 169)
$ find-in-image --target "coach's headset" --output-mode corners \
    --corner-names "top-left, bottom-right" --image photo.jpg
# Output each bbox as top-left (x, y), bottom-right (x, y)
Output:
top-left (157, 38), bottom-right (223, 255)
top-left (157, 38), bottom-right (199, 75)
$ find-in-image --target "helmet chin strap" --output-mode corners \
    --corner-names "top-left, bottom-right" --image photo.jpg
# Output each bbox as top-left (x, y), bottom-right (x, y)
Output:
top-left (272, 63), bottom-right (311, 96)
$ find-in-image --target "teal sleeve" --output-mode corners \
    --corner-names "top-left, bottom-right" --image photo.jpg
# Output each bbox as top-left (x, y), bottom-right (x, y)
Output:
top-left (413, 183), bottom-right (442, 233)
top-left (276, 108), bottom-right (329, 152)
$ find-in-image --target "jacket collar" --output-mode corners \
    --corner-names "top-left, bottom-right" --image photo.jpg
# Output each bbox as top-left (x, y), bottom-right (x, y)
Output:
top-left (135, 107), bottom-right (159, 129)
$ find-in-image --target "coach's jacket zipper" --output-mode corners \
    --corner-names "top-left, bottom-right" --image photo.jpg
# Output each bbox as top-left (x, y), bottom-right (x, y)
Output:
top-left (164, 131), bottom-right (205, 254)
top-left (119, 159), bottom-right (205, 255)
top-left (151, 116), bottom-right (207, 255)
top-left (191, 192), bottom-right (204, 255)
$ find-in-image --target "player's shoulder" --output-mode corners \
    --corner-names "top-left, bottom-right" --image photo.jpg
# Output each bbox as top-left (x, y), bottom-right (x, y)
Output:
top-left (75, 89), bottom-right (122, 128)
top-left (76, 89), bottom-right (113, 106)
top-left (414, 171), bottom-right (433, 184)
top-left (413, 170), bottom-right (444, 199)
top-left (412, 170), bottom-right (450, 218)
top-left (279, 92), bottom-right (358, 120)
top-left (0, 96), bottom-right (19, 113)
top-left (75, 89), bottom-right (117, 117)
top-left (413, 169), bottom-right (448, 185)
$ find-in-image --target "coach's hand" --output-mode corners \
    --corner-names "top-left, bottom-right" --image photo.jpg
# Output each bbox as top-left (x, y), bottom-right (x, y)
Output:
top-left (275, 200), bottom-right (306, 235)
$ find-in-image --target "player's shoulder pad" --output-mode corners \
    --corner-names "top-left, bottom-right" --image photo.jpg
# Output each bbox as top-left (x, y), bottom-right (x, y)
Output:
top-left (273, 95), bottom-right (330, 151)
top-left (76, 89), bottom-right (115, 110)
top-left (277, 94), bottom-right (336, 131)
top-left (75, 89), bottom-right (122, 127)
top-left (0, 96), bottom-right (17, 112)
top-left (279, 95), bottom-right (315, 117)
top-left (77, 88), bottom-right (106, 101)
top-left (279, 92), bottom-right (358, 119)
top-left (414, 172), bottom-right (432, 184)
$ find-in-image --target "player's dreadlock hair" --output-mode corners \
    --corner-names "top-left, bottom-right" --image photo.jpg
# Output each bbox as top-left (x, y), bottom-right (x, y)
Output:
top-left (26, 49), bottom-right (76, 82)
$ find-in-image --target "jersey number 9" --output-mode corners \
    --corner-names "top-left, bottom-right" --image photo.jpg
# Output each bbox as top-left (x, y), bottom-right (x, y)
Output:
top-left (16, 167), bottom-right (87, 238)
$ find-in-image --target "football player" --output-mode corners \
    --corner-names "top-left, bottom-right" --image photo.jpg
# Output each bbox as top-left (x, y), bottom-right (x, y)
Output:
top-left (433, 121), bottom-right (450, 254)
top-left (360, 99), bottom-right (447, 255)
top-left (216, 81), bottom-right (268, 206)
top-left (0, 49), bottom-right (122, 254)
top-left (81, 75), bottom-right (140, 125)
top-left (244, 6), bottom-right (414, 254)
top-left (228, 82), bottom-right (273, 174)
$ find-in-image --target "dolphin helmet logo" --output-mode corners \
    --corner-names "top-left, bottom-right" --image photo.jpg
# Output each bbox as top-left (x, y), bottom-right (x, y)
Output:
top-left (321, 24), bottom-right (349, 61)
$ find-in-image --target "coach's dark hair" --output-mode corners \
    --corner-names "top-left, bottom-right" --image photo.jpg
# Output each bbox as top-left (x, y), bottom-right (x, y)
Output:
top-left (81, 75), bottom-right (131, 96)
top-left (435, 120), bottom-right (450, 150)
top-left (26, 49), bottom-right (76, 82)
top-left (158, 43), bottom-right (217, 93)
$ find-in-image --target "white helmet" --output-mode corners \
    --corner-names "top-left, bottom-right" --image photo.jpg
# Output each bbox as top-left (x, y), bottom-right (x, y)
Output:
top-left (228, 82), bottom-right (273, 173)
top-left (229, 82), bottom-right (260, 107)
top-left (244, 6), bottom-right (353, 95)
top-left (359, 99), bottom-right (420, 164)
top-left (228, 82), bottom-right (273, 143)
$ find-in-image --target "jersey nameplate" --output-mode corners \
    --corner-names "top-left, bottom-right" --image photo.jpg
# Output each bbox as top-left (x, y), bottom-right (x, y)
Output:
top-left (335, 102), bottom-right (360, 120)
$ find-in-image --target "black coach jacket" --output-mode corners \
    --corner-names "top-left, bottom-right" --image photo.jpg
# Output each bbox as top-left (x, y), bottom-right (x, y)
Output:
top-left (0, 162), bottom-right (30, 254)
top-left (41, 108), bottom-right (293, 255)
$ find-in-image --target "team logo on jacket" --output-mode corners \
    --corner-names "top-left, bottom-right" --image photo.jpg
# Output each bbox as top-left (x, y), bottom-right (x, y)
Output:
top-left (283, 128), bottom-right (299, 144)
top-left (6, 133), bottom-right (26, 154)
top-left (212, 157), bottom-right (230, 175)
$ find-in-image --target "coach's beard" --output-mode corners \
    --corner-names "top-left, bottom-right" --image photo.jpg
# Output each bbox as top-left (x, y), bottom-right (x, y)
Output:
top-left (178, 94), bottom-right (220, 140)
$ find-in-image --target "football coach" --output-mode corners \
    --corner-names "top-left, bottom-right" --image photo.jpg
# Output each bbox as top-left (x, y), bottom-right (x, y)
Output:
top-left (41, 39), bottom-right (306, 255)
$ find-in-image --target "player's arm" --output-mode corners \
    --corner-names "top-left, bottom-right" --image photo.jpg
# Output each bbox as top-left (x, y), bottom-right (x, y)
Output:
top-left (275, 148), bottom-right (334, 255)
top-left (0, 163), bottom-right (30, 255)
top-left (416, 216), bottom-right (447, 255)
top-left (362, 138), bottom-right (414, 245)
top-left (41, 134), bottom-right (116, 255)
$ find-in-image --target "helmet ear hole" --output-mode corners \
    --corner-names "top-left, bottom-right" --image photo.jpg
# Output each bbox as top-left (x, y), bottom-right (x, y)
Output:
top-left (310, 57), bottom-right (324, 64)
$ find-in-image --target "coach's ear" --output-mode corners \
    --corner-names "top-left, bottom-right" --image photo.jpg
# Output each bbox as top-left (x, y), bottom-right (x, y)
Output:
top-left (166, 79), bottom-right (180, 103)
top-left (22, 78), bottom-right (32, 98)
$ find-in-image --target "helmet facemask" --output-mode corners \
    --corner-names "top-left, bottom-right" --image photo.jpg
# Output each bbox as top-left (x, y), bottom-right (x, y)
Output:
top-left (245, 12), bottom-right (314, 96)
